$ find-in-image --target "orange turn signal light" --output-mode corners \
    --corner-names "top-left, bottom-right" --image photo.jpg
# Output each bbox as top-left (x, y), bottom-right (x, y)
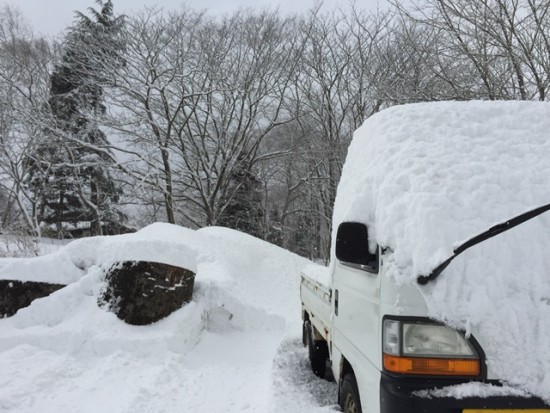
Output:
top-left (383, 353), bottom-right (480, 376)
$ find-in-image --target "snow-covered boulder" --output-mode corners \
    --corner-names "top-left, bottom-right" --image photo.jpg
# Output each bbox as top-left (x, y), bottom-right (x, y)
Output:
top-left (98, 261), bottom-right (196, 326)
top-left (0, 279), bottom-right (65, 317)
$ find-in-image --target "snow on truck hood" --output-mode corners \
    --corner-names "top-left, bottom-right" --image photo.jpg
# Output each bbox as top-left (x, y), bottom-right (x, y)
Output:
top-left (332, 101), bottom-right (550, 401)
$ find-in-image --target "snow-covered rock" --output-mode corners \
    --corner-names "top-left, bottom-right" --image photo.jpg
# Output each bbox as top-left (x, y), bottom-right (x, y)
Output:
top-left (99, 261), bottom-right (196, 325)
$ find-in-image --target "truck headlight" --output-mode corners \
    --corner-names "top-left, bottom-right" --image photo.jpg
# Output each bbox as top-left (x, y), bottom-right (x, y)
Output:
top-left (383, 318), bottom-right (481, 376)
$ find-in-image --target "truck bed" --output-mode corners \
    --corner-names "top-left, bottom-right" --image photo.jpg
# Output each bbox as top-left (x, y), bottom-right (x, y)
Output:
top-left (300, 267), bottom-right (331, 342)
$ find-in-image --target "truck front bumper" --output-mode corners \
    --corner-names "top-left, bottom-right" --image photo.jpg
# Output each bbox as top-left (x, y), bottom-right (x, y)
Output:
top-left (380, 373), bottom-right (550, 413)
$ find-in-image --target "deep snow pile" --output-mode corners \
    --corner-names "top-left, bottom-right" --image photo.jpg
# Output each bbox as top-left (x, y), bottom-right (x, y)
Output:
top-left (333, 101), bottom-right (550, 401)
top-left (0, 224), bottom-right (337, 412)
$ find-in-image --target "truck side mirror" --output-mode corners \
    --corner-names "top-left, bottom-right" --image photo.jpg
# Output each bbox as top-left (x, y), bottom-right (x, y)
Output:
top-left (335, 222), bottom-right (378, 273)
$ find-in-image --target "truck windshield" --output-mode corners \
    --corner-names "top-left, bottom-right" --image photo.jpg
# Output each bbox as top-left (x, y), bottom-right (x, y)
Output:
top-left (417, 202), bottom-right (550, 285)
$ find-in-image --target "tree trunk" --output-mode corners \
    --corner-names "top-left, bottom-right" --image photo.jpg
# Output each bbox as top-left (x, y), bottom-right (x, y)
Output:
top-left (161, 149), bottom-right (175, 224)
top-left (57, 190), bottom-right (64, 239)
top-left (90, 178), bottom-right (103, 236)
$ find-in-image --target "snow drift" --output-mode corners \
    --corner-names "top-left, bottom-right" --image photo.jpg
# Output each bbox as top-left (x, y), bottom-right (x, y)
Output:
top-left (0, 224), bottom-right (336, 412)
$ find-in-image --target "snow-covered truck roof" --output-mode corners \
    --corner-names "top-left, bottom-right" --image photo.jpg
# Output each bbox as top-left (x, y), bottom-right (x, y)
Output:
top-left (333, 100), bottom-right (550, 279)
top-left (332, 100), bottom-right (550, 401)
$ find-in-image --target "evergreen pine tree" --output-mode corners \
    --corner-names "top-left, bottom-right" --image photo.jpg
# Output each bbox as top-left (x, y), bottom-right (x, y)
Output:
top-left (25, 1), bottom-right (125, 237)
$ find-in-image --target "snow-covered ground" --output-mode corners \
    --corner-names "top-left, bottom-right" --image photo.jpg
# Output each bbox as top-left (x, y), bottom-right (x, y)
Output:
top-left (0, 224), bottom-right (338, 413)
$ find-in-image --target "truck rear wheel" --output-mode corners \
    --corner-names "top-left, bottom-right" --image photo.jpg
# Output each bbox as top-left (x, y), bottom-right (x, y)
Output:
top-left (340, 372), bottom-right (362, 413)
top-left (304, 320), bottom-right (328, 378)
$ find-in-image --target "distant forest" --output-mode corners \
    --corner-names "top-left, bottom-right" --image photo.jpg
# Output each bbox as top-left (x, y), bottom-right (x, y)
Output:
top-left (1, 0), bottom-right (549, 261)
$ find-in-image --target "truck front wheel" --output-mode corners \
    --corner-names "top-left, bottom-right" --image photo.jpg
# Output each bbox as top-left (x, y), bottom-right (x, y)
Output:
top-left (304, 320), bottom-right (328, 378)
top-left (340, 372), bottom-right (362, 413)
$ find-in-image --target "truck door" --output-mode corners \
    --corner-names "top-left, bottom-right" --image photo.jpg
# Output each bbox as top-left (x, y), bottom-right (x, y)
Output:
top-left (333, 222), bottom-right (381, 370)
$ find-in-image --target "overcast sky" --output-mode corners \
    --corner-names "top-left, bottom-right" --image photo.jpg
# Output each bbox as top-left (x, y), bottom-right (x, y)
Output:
top-left (1, 0), bottom-right (388, 37)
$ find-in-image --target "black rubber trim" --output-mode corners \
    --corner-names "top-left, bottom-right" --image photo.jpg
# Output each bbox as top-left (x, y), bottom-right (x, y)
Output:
top-left (380, 372), bottom-right (550, 413)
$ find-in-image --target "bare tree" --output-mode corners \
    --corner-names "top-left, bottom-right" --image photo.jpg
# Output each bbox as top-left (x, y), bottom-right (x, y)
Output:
top-left (104, 9), bottom-right (301, 230)
top-left (103, 8), bottom-right (207, 224)
top-left (394, 0), bottom-right (550, 101)
top-left (170, 10), bottom-right (301, 228)
top-left (0, 5), bottom-right (53, 235)
top-left (274, 8), bottom-right (391, 260)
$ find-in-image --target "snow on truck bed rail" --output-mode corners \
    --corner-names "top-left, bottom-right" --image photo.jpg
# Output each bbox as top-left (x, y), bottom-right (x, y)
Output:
top-left (301, 264), bottom-right (331, 287)
top-left (333, 100), bottom-right (550, 402)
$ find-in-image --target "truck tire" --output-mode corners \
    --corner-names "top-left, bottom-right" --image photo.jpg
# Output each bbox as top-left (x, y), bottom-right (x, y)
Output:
top-left (304, 320), bottom-right (328, 378)
top-left (340, 372), bottom-right (362, 413)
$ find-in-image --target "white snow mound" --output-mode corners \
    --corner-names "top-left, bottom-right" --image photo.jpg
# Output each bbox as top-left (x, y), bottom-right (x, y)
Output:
top-left (0, 224), bottom-right (336, 412)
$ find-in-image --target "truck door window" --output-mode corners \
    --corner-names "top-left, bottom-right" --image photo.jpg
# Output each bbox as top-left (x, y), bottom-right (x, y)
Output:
top-left (335, 222), bottom-right (379, 273)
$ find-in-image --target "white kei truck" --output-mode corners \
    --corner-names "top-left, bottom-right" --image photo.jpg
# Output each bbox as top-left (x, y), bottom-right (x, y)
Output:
top-left (300, 101), bottom-right (550, 413)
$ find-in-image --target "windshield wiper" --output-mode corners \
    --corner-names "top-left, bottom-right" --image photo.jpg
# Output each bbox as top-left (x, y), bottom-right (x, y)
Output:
top-left (417, 202), bottom-right (550, 285)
